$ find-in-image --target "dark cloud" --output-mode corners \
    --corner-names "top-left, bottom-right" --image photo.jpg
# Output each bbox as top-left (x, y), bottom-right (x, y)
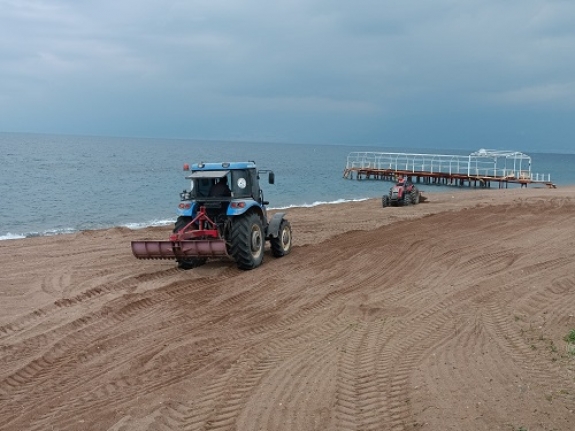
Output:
top-left (0, 0), bottom-right (574, 152)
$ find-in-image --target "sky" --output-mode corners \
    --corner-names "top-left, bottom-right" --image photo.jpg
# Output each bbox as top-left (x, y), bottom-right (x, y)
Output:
top-left (1, 0), bottom-right (574, 152)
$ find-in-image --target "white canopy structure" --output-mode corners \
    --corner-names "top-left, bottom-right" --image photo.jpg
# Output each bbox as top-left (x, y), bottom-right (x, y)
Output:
top-left (344, 149), bottom-right (550, 182)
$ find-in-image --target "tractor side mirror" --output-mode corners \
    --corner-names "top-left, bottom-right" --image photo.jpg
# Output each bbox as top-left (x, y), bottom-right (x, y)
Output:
top-left (268, 171), bottom-right (275, 184)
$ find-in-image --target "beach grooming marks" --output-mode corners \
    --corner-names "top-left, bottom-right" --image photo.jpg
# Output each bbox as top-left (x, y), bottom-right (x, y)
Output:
top-left (343, 149), bottom-right (555, 188)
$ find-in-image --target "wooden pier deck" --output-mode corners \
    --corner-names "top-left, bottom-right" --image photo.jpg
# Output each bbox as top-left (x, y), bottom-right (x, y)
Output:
top-left (343, 150), bottom-right (555, 189)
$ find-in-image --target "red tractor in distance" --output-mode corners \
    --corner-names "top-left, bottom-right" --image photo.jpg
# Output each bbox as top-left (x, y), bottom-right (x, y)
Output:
top-left (382, 177), bottom-right (423, 207)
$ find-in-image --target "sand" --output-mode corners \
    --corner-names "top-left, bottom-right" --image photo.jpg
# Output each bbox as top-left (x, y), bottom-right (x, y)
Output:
top-left (1, 187), bottom-right (574, 431)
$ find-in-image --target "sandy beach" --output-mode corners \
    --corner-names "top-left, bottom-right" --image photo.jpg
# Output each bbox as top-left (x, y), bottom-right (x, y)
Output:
top-left (1, 187), bottom-right (574, 431)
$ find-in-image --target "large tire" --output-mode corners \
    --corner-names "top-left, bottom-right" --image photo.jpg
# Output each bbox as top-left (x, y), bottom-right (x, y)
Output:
top-left (270, 220), bottom-right (292, 257)
top-left (173, 216), bottom-right (207, 270)
top-left (411, 187), bottom-right (420, 204)
top-left (174, 216), bottom-right (192, 233)
top-left (382, 194), bottom-right (390, 208)
top-left (229, 212), bottom-right (265, 270)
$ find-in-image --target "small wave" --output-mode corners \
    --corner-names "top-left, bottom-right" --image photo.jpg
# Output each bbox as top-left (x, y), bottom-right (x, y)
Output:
top-left (123, 219), bottom-right (174, 230)
top-left (270, 197), bottom-right (370, 210)
top-left (0, 228), bottom-right (76, 241)
top-left (0, 219), bottom-right (175, 241)
top-left (0, 233), bottom-right (26, 241)
top-left (27, 228), bottom-right (78, 238)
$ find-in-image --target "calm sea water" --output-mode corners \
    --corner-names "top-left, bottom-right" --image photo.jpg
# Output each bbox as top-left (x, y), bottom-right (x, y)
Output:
top-left (1, 132), bottom-right (574, 240)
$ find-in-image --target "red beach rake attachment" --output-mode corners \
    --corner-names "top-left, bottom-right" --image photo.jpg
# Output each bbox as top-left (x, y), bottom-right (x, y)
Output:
top-left (131, 206), bottom-right (229, 260)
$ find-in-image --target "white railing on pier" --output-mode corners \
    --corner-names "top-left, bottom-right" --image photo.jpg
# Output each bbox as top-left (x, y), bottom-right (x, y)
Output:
top-left (345, 149), bottom-right (551, 182)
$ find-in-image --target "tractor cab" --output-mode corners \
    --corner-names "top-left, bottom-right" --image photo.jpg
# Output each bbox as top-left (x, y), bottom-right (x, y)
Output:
top-left (183, 163), bottom-right (273, 203)
top-left (131, 160), bottom-right (291, 271)
top-left (185, 170), bottom-right (231, 199)
top-left (178, 162), bottom-right (276, 223)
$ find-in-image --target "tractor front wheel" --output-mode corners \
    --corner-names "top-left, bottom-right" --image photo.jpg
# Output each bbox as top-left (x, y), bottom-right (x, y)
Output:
top-left (230, 212), bottom-right (265, 270)
top-left (270, 220), bottom-right (292, 257)
top-left (403, 193), bottom-right (412, 206)
top-left (382, 194), bottom-right (390, 207)
top-left (177, 258), bottom-right (208, 270)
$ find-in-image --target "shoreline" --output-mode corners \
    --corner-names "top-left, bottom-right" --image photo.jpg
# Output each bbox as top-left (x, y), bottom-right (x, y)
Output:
top-left (3, 185), bottom-right (574, 242)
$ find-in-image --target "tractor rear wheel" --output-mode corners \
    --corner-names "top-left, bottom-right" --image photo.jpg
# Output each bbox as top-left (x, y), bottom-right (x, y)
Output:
top-left (270, 220), bottom-right (292, 257)
top-left (229, 212), bottom-right (265, 270)
top-left (411, 187), bottom-right (420, 204)
top-left (174, 216), bottom-right (192, 233)
top-left (174, 216), bottom-right (207, 270)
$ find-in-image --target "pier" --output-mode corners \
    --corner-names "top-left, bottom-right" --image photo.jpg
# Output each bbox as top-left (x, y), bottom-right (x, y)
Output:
top-left (343, 149), bottom-right (555, 188)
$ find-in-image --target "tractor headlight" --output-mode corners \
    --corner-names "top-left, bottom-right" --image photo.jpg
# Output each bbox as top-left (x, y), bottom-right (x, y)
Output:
top-left (180, 191), bottom-right (192, 201)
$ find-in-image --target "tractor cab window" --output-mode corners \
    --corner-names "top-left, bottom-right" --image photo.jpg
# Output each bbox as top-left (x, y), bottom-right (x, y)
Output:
top-left (187, 171), bottom-right (232, 198)
top-left (208, 174), bottom-right (232, 197)
top-left (186, 169), bottom-right (256, 199)
top-left (230, 170), bottom-right (252, 198)
top-left (195, 178), bottom-right (213, 197)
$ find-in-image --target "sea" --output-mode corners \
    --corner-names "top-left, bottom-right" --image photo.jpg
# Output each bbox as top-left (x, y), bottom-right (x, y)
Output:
top-left (1, 132), bottom-right (574, 240)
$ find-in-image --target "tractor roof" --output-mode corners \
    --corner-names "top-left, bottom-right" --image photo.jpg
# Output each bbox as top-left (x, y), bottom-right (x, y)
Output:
top-left (191, 162), bottom-right (256, 171)
top-left (186, 170), bottom-right (229, 179)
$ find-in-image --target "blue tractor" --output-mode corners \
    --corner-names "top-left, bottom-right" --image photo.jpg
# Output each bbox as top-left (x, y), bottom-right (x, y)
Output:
top-left (131, 161), bottom-right (292, 270)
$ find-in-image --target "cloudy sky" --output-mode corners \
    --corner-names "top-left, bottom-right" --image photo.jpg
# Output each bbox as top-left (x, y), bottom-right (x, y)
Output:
top-left (1, 0), bottom-right (574, 151)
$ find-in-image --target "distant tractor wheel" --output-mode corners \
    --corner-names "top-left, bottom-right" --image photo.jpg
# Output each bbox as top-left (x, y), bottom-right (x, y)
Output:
top-left (271, 220), bottom-right (292, 257)
top-left (411, 188), bottom-right (420, 204)
top-left (230, 212), bottom-right (265, 270)
top-left (173, 216), bottom-right (208, 270)
top-left (403, 193), bottom-right (412, 206)
top-left (382, 194), bottom-right (390, 208)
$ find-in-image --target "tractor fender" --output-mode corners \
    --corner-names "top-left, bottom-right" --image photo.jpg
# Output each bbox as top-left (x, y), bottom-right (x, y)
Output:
top-left (226, 200), bottom-right (263, 217)
top-left (177, 201), bottom-right (196, 217)
top-left (266, 212), bottom-right (286, 238)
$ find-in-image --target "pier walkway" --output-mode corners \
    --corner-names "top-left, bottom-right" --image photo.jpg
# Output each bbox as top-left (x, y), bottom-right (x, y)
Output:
top-left (343, 149), bottom-right (555, 188)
